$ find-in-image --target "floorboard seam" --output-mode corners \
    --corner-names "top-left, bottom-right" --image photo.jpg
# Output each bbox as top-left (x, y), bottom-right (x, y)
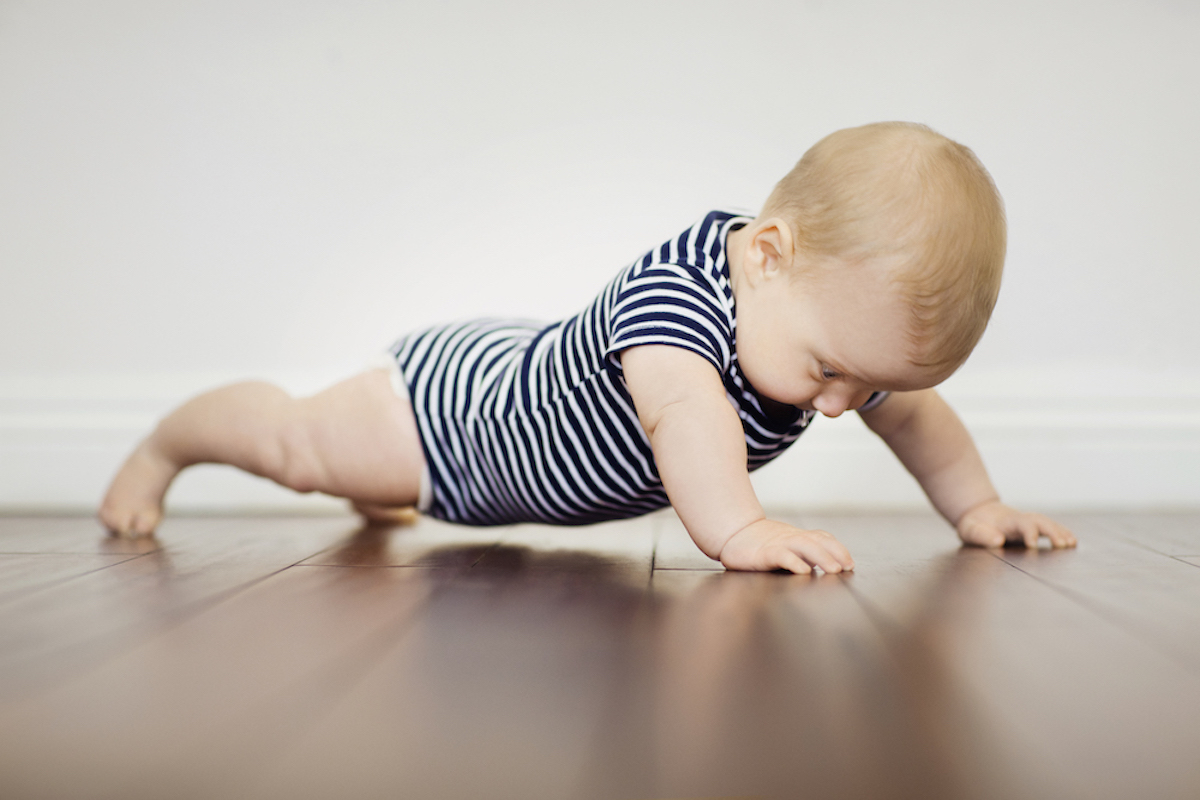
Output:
top-left (991, 553), bottom-right (1200, 678)
top-left (1111, 531), bottom-right (1194, 559)
top-left (7, 553), bottom-right (345, 704)
top-left (0, 552), bottom-right (149, 609)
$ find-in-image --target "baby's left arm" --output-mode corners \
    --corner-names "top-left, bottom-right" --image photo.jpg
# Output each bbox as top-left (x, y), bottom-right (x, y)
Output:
top-left (859, 389), bottom-right (1077, 549)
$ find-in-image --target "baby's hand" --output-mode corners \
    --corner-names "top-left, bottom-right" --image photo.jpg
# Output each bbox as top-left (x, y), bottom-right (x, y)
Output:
top-left (719, 519), bottom-right (856, 574)
top-left (956, 500), bottom-right (1077, 549)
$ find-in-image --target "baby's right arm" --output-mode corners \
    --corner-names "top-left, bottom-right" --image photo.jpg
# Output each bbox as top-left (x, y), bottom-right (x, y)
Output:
top-left (620, 345), bottom-right (855, 574)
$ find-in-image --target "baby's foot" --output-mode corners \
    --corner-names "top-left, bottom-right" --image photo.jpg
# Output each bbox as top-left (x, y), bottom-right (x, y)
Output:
top-left (98, 438), bottom-right (180, 537)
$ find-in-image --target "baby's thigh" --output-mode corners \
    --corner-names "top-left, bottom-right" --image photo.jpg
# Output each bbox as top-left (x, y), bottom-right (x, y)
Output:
top-left (291, 369), bottom-right (425, 505)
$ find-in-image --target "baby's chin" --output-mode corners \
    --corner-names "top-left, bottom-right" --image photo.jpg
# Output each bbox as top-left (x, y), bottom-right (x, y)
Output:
top-left (792, 400), bottom-right (872, 414)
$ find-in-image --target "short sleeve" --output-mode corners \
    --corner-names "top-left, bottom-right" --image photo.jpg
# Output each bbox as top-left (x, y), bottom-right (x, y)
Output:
top-left (605, 263), bottom-right (734, 376)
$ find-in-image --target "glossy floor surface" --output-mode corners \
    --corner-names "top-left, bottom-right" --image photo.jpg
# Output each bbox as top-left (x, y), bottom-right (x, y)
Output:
top-left (1, 510), bottom-right (1198, 800)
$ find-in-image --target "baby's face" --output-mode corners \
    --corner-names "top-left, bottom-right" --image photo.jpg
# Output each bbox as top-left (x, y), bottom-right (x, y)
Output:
top-left (735, 257), bottom-right (947, 416)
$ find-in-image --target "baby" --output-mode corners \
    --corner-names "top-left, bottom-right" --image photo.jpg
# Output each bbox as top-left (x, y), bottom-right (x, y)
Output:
top-left (99, 121), bottom-right (1077, 573)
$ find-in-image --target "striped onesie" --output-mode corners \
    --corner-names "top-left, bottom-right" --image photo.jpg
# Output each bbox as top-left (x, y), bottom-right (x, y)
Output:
top-left (387, 210), bottom-right (885, 526)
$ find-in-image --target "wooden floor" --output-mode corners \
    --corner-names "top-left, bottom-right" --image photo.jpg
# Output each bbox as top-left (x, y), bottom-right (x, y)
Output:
top-left (1, 511), bottom-right (1199, 800)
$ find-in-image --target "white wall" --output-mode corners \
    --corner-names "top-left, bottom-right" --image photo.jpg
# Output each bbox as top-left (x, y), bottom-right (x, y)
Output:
top-left (2, 0), bottom-right (1197, 513)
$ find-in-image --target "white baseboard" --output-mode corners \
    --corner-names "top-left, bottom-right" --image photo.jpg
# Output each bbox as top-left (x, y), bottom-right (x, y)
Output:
top-left (3, 372), bottom-right (1199, 513)
top-left (750, 408), bottom-right (1200, 511)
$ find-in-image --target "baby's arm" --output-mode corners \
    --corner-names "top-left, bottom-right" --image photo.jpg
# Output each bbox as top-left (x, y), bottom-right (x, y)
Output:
top-left (860, 389), bottom-right (1077, 549)
top-left (621, 345), bottom-right (855, 574)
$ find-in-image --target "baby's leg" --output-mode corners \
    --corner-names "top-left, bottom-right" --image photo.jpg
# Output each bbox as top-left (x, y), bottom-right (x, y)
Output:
top-left (98, 369), bottom-right (425, 536)
top-left (351, 502), bottom-right (421, 525)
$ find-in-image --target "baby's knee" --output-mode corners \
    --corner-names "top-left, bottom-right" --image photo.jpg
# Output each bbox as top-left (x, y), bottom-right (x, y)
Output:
top-left (270, 414), bottom-right (328, 494)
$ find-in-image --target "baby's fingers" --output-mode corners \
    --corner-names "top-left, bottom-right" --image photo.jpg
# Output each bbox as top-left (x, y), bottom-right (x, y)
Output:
top-left (1039, 516), bottom-right (1078, 549)
top-left (720, 521), bottom-right (855, 574)
top-left (1012, 514), bottom-right (1078, 549)
top-left (786, 531), bottom-right (855, 574)
top-left (773, 550), bottom-right (814, 575)
top-left (957, 503), bottom-right (1079, 550)
top-left (816, 532), bottom-right (856, 572)
top-left (752, 538), bottom-right (842, 575)
top-left (1017, 517), bottom-right (1041, 549)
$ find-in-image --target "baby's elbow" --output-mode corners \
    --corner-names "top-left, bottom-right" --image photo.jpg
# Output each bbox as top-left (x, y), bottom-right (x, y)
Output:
top-left (639, 398), bottom-right (687, 442)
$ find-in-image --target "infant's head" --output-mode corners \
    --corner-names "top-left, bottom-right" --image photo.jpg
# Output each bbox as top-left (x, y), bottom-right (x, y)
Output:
top-left (762, 121), bottom-right (1006, 374)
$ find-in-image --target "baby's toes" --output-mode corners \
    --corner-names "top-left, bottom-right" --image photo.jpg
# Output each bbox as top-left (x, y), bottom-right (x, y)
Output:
top-left (98, 504), bottom-right (132, 536)
top-left (128, 509), bottom-right (161, 537)
top-left (99, 500), bottom-right (155, 538)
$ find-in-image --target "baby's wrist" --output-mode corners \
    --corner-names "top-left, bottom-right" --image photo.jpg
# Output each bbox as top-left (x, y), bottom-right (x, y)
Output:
top-left (953, 496), bottom-right (1002, 528)
top-left (715, 516), bottom-right (769, 562)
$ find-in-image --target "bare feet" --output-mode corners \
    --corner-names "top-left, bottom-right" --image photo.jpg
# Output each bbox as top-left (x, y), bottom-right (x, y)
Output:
top-left (352, 501), bottom-right (420, 526)
top-left (98, 438), bottom-right (181, 537)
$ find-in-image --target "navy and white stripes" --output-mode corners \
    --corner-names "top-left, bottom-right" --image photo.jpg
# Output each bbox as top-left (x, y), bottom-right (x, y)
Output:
top-left (389, 210), bottom-right (822, 526)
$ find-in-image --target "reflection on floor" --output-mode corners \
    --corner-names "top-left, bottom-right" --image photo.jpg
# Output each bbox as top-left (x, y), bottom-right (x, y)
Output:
top-left (1, 510), bottom-right (1198, 800)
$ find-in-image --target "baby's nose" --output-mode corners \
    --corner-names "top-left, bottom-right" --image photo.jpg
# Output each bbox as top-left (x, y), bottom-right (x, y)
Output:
top-left (814, 393), bottom-right (850, 418)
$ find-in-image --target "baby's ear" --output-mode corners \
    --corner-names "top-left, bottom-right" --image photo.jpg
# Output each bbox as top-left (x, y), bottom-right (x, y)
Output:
top-left (749, 218), bottom-right (794, 279)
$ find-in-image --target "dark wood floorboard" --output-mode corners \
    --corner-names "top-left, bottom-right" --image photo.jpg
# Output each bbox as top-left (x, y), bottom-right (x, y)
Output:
top-left (0, 515), bottom-right (360, 705)
top-left (0, 515), bottom-right (160, 555)
top-left (241, 517), bottom-right (657, 800)
top-left (803, 513), bottom-right (1200, 800)
top-left (993, 514), bottom-right (1200, 672)
top-left (583, 566), bottom-right (988, 800)
top-left (0, 553), bottom-right (141, 605)
top-left (299, 515), bottom-right (503, 568)
top-left (1091, 512), bottom-right (1200, 556)
top-left (0, 562), bottom-right (447, 799)
top-left (0, 511), bottom-right (1198, 800)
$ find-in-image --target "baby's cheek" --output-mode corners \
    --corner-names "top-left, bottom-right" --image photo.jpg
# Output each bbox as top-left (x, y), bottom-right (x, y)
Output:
top-left (766, 375), bottom-right (820, 407)
top-left (739, 342), bottom-right (811, 403)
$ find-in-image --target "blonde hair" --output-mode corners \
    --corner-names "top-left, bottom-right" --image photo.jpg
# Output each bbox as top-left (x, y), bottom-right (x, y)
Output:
top-left (762, 122), bottom-right (1006, 371)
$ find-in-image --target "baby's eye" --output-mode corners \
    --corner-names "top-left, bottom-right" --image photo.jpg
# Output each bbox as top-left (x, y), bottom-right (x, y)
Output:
top-left (821, 366), bottom-right (839, 380)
